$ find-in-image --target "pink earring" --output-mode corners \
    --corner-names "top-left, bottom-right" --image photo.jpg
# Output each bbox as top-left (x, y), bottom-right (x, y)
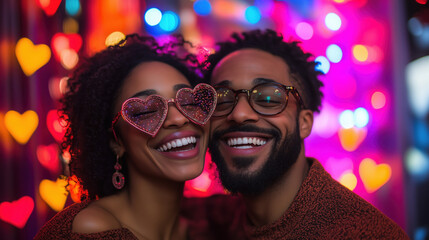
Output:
top-left (112, 155), bottom-right (125, 189)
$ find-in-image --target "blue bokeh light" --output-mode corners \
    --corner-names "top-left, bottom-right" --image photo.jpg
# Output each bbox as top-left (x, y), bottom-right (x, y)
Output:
top-left (339, 110), bottom-right (354, 129)
top-left (414, 119), bottom-right (429, 148)
top-left (315, 56), bottom-right (330, 74)
top-left (326, 44), bottom-right (343, 63)
top-left (325, 12), bottom-right (342, 31)
top-left (354, 107), bottom-right (369, 128)
top-left (406, 147), bottom-right (429, 181)
top-left (145, 8), bottom-right (162, 26)
top-left (245, 6), bottom-right (262, 24)
top-left (159, 11), bottom-right (179, 32)
top-left (408, 17), bottom-right (423, 36)
top-left (65, 0), bottom-right (80, 16)
top-left (415, 227), bottom-right (428, 240)
top-left (193, 0), bottom-right (212, 16)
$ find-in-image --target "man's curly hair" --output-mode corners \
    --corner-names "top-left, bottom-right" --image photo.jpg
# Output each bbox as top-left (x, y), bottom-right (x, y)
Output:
top-left (203, 29), bottom-right (324, 113)
top-left (60, 34), bottom-right (203, 200)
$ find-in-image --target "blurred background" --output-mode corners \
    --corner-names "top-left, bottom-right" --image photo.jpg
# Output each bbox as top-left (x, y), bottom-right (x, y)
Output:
top-left (0, 0), bottom-right (428, 239)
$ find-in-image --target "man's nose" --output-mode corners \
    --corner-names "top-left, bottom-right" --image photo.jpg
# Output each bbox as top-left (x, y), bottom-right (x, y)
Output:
top-left (226, 95), bottom-right (259, 124)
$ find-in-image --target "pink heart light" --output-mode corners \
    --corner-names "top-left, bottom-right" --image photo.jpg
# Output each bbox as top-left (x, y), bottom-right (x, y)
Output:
top-left (46, 110), bottom-right (66, 142)
top-left (35, 0), bottom-right (62, 16)
top-left (51, 33), bottom-right (82, 61)
top-left (37, 143), bottom-right (60, 173)
top-left (0, 196), bottom-right (34, 228)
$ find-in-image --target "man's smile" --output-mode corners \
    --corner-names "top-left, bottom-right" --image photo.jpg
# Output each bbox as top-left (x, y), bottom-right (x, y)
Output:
top-left (216, 131), bottom-right (275, 157)
top-left (226, 137), bottom-right (267, 149)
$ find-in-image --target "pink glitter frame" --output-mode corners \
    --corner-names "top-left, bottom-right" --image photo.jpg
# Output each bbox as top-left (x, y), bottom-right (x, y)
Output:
top-left (111, 83), bottom-right (217, 140)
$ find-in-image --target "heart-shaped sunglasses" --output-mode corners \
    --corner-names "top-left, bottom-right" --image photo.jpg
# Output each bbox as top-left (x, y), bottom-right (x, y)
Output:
top-left (112, 83), bottom-right (217, 139)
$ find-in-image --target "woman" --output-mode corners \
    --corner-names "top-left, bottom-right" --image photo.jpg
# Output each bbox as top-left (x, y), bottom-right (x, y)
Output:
top-left (35, 34), bottom-right (216, 239)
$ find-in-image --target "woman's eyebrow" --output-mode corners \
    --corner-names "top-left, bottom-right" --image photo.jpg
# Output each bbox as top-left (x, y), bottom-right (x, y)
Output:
top-left (129, 83), bottom-right (190, 99)
top-left (130, 89), bottom-right (157, 98)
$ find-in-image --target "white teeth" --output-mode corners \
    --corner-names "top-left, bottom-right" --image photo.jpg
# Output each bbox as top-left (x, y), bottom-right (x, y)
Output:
top-left (157, 136), bottom-right (197, 152)
top-left (226, 137), bottom-right (267, 148)
top-left (236, 145), bottom-right (253, 149)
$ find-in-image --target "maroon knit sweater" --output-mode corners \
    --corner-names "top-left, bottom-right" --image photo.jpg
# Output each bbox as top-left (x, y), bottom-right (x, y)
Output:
top-left (34, 200), bottom-right (138, 240)
top-left (181, 158), bottom-right (409, 240)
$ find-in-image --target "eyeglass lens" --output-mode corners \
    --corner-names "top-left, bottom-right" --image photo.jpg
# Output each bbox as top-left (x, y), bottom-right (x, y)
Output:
top-left (214, 83), bottom-right (289, 116)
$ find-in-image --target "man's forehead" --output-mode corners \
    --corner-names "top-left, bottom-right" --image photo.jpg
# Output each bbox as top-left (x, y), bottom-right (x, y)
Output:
top-left (213, 48), bottom-right (280, 68)
top-left (210, 49), bottom-right (292, 87)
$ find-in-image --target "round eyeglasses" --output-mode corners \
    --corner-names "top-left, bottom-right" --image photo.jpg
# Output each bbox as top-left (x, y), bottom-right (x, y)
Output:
top-left (213, 82), bottom-right (305, 117)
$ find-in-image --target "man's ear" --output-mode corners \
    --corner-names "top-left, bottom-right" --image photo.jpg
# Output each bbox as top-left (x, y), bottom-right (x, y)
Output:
top-left (109, 129), bottom-right (125, 157)
top-left (298, 109), bottom-right (313, 139)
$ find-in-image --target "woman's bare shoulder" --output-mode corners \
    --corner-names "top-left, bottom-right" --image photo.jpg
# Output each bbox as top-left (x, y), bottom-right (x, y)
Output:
top-left (72, 201), bottom-right (122, 234)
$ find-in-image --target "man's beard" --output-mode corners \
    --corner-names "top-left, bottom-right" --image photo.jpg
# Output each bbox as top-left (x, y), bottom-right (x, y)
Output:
top-left (208, 119), bottom-right (302, 196)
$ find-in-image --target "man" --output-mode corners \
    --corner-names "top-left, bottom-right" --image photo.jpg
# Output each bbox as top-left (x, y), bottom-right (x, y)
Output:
top-left (181, 29), bottom-right (408, 239)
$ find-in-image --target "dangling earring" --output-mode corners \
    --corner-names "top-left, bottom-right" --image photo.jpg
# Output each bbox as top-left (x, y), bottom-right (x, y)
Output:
top-left (112, 155), bottom-right (125, 189)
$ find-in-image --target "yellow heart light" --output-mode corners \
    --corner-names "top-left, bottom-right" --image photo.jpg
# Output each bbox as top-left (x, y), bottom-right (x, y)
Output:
top-left (15, 38), bottom-right (51, 76)
top-left (5, 110), bottom-right (39, 144)
top-left (359, 158), bottom-right (391, 193)
top-left (338, 127), bottom-right (367, 152)
top-left (39, 178), bottom-right (69, 212)
top-left (105, 31), bottom-right (126, 47)
top-left (339, 171), bottom-right (357, 191)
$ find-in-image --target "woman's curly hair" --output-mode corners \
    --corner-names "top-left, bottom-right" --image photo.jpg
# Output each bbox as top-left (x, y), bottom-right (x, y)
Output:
top-left (60, 34), bottom-right (203, 200)
top-left (203, 29), bottom-right (324, 113)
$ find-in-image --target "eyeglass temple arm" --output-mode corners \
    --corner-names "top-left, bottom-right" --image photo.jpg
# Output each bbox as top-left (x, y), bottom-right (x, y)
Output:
top-left (284, 86), bottom-right (306, 109)
top-left (291, 89), bottom-right (306, 109)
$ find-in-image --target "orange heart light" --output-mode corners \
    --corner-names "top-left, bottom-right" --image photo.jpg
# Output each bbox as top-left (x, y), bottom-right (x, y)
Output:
top-left (5, 110), bottom-right (39, 144)
top-left (36, 0), bottom-right (62, 16)
top-left (37, 144), bottom-right (60, 173)
top-left (51, 33), bottom-right (82, 61)
top-left (39, 178), bottom-right (69, 212)
top-left (15, 38), bottom-right (51, 76)
top-left (46, 110), bottom-right (66, 142)
top-left (338, 127), bottom-right (367, 152)
top-left (68, 175), bottom-right (88, 203)
top-left (359, 158), bottom-right (392, 193)
top-left (339, 171), bottom-right (358, 191)
top-left (0, 196), bottom-right (34, 228)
